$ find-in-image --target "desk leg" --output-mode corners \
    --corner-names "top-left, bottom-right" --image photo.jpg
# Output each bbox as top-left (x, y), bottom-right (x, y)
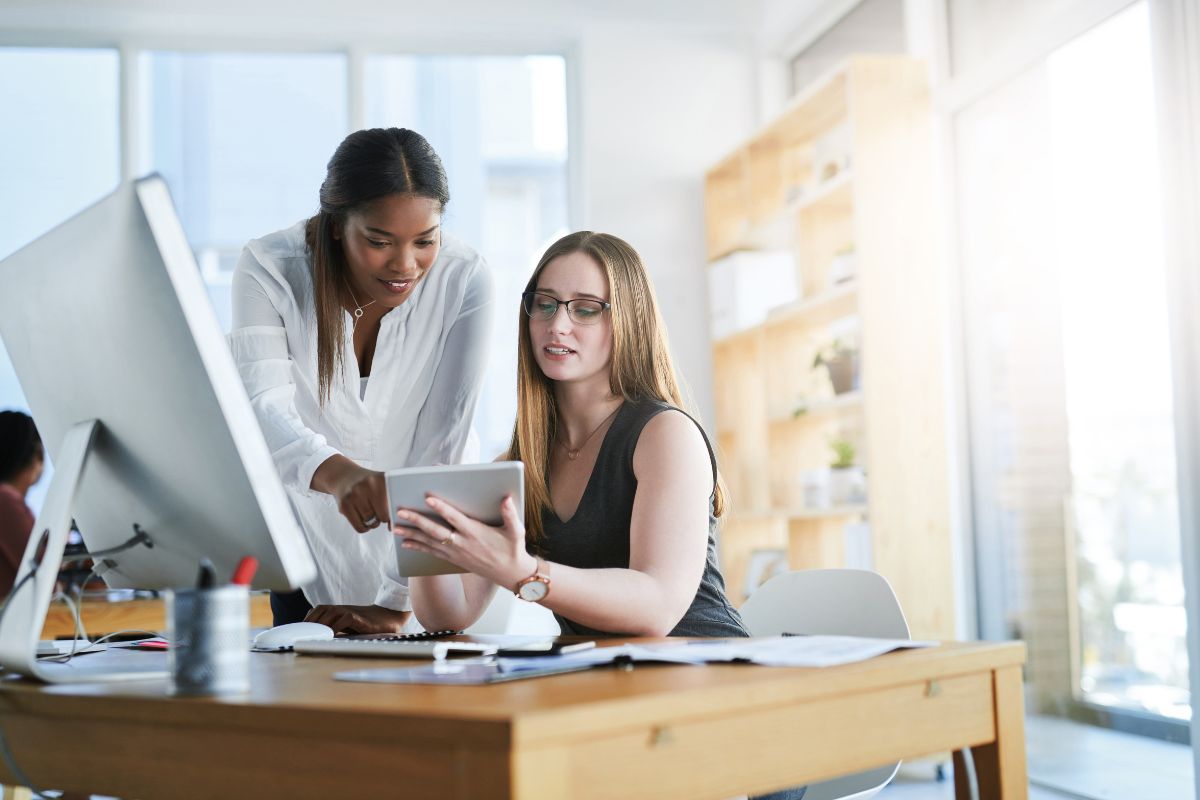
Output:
top-left (954, 666), bottom-right (1028, 800)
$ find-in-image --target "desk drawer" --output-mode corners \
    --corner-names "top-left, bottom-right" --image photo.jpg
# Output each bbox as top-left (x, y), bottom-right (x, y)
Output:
top-left (520, 671), bottom-right (996, 800)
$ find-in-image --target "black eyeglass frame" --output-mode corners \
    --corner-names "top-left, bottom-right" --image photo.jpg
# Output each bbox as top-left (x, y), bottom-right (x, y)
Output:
top-left (521, 291), bottom-right (612, 325)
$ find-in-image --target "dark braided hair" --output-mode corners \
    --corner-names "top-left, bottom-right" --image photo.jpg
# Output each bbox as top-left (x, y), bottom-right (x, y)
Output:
top-left (0, 411), bottom-right (41, 484)
top-left (304, 128), bottom-right (450, 405)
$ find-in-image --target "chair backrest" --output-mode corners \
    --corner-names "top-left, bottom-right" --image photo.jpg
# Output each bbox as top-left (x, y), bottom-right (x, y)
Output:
top-left (739, 569), bottom-right (910, 640)
top-left (739, 569), bottom-right (910, 800)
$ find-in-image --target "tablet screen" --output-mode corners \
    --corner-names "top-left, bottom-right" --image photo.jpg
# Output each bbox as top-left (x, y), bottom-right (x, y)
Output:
top-left (386, 462), bottom-right (524, 576)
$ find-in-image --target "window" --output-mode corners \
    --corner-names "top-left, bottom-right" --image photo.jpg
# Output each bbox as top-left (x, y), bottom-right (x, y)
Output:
top-left (958, 2), bottom-right (1186, 734)
top-left (366, 54), bottom-right (569, 459)
top-left (0, 45), bottom-right (570, 506)
top-left (138, 51), bottom-right (349, 330)
top-left (0, 46), bottom-right (121, 512)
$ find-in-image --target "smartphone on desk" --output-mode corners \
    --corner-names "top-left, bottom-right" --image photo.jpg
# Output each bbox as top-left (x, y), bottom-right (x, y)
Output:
top-left (493, 640), bottom-right (596, 658)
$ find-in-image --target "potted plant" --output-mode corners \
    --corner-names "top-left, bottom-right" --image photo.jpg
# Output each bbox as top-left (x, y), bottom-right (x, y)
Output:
top-left (812, 339), bottom-right (860, 395)
top-left (828, 438), bottom-right (867, 506)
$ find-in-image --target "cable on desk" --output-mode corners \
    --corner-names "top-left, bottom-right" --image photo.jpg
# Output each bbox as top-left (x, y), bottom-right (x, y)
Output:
top-left (37, 629), bottom-right (161, 663)
top-left (44, 563), bottom-right (100, 663)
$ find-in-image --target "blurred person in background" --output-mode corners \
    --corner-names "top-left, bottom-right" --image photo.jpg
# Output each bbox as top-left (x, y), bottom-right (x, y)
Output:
top-left (0, 410), bottom-right (43, 597)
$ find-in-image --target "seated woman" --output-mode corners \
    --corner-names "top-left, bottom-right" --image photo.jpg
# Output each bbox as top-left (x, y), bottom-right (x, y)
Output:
top-left (0, 410), bottom-right (43, 597)
top-left (403, 232), bottom-right (806, 799)
top-left (403, 230), bottom-right (746, 637)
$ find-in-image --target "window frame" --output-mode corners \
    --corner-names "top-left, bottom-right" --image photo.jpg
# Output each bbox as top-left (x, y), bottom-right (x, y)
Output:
top-left (0, 29), bottom-right (580, 227)
top-left (926, 0), bottom-right (1200, 756)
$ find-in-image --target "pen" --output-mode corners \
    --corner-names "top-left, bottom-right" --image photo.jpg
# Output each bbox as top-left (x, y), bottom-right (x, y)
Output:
top-left (196, 557), bottom-right (216, 589)
top-left (230, 556), bottom-right (259, 586)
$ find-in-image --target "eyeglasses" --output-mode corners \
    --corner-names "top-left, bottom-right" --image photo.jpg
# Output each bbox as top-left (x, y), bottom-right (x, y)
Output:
top-left (521, 291), bottom-right (611, 326)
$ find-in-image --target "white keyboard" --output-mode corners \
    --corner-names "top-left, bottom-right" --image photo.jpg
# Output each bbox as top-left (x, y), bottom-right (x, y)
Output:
top-left (294, 635), bottom-right (496, 660)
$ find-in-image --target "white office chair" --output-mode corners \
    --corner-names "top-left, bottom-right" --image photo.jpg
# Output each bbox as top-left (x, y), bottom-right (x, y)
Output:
top-left (463, 587), bottom-right (561, 635)
top-left (739, 569), bottom-right (910, 800)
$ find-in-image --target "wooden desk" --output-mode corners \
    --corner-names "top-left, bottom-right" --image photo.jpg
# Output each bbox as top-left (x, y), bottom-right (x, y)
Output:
top-left (0, 640), bottom-right (1027, 800)
top-left (40, 593), bottom-right (274, 639)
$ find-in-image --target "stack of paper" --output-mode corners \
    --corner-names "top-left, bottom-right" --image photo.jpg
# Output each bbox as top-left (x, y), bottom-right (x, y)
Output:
top-left (334, 635), bottom-right (938, 686)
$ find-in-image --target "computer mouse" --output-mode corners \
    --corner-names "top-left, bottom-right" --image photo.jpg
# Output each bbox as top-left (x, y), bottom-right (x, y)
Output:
top-left (252, 621), bottom-right (335, 651)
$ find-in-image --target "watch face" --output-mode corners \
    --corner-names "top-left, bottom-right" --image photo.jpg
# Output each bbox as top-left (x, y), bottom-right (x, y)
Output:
top-left (519, 580), bottom-right (548, 602)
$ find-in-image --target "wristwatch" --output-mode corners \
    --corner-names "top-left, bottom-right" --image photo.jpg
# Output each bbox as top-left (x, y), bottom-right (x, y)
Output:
top-left (515, 557), bottom-right (551, 602)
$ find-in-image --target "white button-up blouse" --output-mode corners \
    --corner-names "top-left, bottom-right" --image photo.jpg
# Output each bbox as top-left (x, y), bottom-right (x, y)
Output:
top-left (228, 221), bottom-right (493, 611)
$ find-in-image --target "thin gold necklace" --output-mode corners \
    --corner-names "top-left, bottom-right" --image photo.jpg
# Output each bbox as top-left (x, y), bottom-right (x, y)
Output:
top-left (344, 280), bottom-right (377, 327)
top-left (559, 404), bottom-right (622, 461)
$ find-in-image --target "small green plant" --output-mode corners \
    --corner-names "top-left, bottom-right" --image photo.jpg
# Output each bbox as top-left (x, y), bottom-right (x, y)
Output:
top-left (812, 339), bottom-right (855, 369)
top-left (829, 438), bottom-right (856, 470)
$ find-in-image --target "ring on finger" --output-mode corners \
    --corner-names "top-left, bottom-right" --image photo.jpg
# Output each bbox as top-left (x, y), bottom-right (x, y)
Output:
top-left (363, 515), bottom-right (380, 527)
top-left (439, 532), bottom-right (455, 546)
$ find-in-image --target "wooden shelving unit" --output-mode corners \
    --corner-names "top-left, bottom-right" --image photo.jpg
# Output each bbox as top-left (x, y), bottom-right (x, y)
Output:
top-left (705, 56), bottom-right (955, 640)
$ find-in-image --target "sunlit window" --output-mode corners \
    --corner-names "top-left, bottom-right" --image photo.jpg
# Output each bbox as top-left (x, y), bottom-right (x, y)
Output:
top-left (366, 54), bottom-right (569, 460)
top-left (958, 1), bottom-right (1186, 728)
top-left (138, 51), bottom-right (349, 330)
top-left (0, 46), bottom-right (121, 512)
top-left (1048, 3), bottom-right (1184, 721)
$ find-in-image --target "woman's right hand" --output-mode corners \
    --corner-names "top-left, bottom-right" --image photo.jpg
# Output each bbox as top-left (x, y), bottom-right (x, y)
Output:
top-left (311, 454), bottom-right (389, 533)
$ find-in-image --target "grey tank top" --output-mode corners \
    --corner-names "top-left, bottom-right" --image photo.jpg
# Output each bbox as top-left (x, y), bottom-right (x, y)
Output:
top-left (540, 398), bottom-right (749, 638)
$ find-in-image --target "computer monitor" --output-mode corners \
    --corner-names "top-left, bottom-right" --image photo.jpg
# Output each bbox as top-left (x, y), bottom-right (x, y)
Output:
top-left (0, 175), bottom-right (317, 681)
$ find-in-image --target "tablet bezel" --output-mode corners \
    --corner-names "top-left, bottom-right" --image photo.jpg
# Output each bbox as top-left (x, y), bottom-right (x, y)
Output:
top-left (386, 462), bottom-right (525, 577)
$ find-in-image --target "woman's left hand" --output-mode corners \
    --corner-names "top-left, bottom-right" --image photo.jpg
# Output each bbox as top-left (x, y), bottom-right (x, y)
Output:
top-left (397, 494), bottom-right (534, 592)
top-left (304, 604), bottom-right (411, 634)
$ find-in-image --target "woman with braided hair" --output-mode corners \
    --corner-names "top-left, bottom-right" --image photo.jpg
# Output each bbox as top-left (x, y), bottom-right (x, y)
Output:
top-left (230, 128), bottom-right (493, 633)
top-left (0, 410), bottom-right (43, 597)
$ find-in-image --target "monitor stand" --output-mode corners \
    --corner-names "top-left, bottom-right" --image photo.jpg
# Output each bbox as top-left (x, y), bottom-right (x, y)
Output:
top-left (0, 420), bottom-right (167, 683)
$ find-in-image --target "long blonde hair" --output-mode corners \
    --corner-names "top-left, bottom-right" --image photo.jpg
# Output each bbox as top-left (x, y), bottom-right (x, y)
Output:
top-left (507, 231), bottom-right (727, 547)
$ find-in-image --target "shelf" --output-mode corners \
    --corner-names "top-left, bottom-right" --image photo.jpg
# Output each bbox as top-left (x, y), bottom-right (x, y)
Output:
top-left (770, 391), bottom-right (863, 425)
top-left (788, 504), bottom-right (868, 520)
top-left (705, 56), bottom-right (955, 637)
top-left (789, 170), bottom-right (853, 215)
top-left (765, 282), bottom-right (858, 330)
top-left (727, 504), bottom-right (868, 522)
top-left (709, 172), bottom-right (854, 261)
top-left (712, 284), bottom-right (858, 348)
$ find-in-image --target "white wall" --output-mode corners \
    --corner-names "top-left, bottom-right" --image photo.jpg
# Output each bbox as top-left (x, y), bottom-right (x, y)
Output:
top-left (574, 33), bottom-right (756, 424)
top-left (0, 0), bottom-right (762, 428)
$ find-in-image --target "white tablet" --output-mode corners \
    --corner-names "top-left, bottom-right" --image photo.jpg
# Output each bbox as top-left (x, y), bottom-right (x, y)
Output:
top-left (386, 462), bottom-right (525, 577)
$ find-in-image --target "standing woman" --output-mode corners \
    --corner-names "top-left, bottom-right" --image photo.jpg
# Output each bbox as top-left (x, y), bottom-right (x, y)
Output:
top-left (402, 231), bottom-right (747, 638)
top-left (229, 128), bottom-right (492, 633)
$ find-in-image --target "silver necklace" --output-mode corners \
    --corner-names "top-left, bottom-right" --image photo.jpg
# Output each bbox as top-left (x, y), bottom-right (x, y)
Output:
top-left (344, 281), bottom-right (377, 327)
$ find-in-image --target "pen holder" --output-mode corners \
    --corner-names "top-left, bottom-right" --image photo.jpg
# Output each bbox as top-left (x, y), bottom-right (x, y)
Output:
top-left (166, 584), bottom-right (250, 696)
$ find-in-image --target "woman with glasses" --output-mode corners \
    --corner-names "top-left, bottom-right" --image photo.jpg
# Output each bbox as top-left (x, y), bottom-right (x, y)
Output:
top-left (229, 128), bottom-right (492, 633)
top-left (402, 231), bottom-right (747, 639)
top-left (396, 233), bottom-right (806, 800)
